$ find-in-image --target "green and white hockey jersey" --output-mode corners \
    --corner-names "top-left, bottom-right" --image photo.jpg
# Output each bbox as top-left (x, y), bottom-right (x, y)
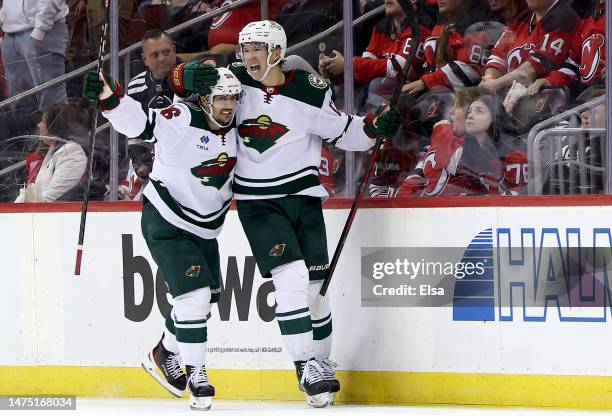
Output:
top-left (228, 64), bottom-right (375, 199)
top-left (102, 95), bottom-right (237, 239)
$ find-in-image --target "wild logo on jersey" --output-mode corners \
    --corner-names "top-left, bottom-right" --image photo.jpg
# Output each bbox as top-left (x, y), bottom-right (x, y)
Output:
top-left (237, 115), bottom-right (289, 154)
top-left (191, 152), bottom-right (236, 189)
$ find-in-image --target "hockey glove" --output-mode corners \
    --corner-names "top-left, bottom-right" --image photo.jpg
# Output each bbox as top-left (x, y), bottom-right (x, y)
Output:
top-left (363, 106), bottom-right (402, 138)
top-left (82, 70), bottom-right (124, 111)
top-left (168, 61), bottom-right (220, 97)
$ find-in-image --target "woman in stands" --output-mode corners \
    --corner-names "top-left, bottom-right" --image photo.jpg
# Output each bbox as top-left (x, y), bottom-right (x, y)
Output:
top-left (14, 104), bottom-right (87, 203)
top-left (402, 0), bottom-right (493, 95)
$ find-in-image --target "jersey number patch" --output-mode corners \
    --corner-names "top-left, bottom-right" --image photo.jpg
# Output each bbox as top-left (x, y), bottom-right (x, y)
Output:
top-left (161, 107), bottom-right (181, 119)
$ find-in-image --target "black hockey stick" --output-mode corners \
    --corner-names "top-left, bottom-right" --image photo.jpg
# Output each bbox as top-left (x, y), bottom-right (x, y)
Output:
top-left (74, 0), bottom-right (110, 276)
top-left (313, 0), bottom-right (420, 312)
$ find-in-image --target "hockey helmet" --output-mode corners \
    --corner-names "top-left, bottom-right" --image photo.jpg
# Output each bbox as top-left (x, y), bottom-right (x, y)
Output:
top-left (207, 67), bottom-right (242, 102)
top-left (202, 67), bottom-right (242, 128)
top-left (238, 20), bottom-right (287, 60)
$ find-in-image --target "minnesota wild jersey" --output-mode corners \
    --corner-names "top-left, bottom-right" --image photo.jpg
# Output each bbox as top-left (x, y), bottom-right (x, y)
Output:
top-left (228, 63), bottom-right (375, 199)
top-left (102, 95), bottom-right (237, 239)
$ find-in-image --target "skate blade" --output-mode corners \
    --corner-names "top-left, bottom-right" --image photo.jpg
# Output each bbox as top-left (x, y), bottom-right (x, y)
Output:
top-left (306, 392), bottom-right (329, 408)
top-left (189, 395), bottom-right (212, 411)
top-left (328, 392), bottom-right (336, 406)
top-left (141, 354), bottom-right (184, 398)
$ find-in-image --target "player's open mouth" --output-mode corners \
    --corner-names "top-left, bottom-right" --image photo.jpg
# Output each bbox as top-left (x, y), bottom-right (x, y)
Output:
top-left (250, 65), bottom-right (261, 72)
top-left (220, 110), bottom-right (233, 116)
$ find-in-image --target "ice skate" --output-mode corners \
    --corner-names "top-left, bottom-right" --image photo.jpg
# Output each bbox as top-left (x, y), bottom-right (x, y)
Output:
top-left (141, 337), bottom-right (187, 397)
top-left (320, 358), bottom-right (340, 405)
top-left (186, 365), bottom-right (215, 411)
top-left (295, 359), bottom-right (330, 408)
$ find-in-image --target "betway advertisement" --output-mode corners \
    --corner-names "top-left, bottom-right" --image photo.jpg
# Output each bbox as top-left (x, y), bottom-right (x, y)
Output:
top-left (3, 205), bottom-right (612, 376)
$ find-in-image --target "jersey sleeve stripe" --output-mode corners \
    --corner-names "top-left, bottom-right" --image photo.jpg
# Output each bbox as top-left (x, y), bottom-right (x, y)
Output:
top-left (127, 85), bottom-right (149, 95)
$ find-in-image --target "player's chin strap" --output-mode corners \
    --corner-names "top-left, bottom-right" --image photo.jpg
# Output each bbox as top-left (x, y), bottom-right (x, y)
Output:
top-left (200, 98), bottom-right (235, 129)
top-left (247, 52), bottom-right (282, 82)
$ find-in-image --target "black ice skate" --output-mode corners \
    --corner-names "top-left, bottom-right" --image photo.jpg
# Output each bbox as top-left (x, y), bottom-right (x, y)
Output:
top-left (141, 337), bottom-right (187, 397)
top-left (295, 359), bottom-right (330, 408)
top-left (320, 358), bottom-right (340, 405)
top-left (186, 365), bottom-right (215, 411)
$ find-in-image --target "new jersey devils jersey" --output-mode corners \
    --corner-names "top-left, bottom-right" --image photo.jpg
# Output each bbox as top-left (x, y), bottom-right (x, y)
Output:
top-left (353, 16), bottom-right (429, 84)
top-left (546, 14), bottom-right (605, 86)
top-left (421, 20), bottom-right (506, 90)
top-left (485, 1), bottom-right (579, 78)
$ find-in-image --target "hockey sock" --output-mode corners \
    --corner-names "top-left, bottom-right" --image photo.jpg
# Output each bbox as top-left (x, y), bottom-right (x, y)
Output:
top-left (308, 280), bottom-right (332, 359)
top-left (173, 287), bottom-right (211, 368)
top-left (272, 260), bottom-right (315, 361)
top-left (162, 311), bottom-right (179, 354)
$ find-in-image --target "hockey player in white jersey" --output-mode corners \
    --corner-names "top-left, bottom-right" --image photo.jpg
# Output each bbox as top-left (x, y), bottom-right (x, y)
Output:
top-left (226, 20), bottom-right (401, 408)
top-left (83, 64), bottom-right (241, 411)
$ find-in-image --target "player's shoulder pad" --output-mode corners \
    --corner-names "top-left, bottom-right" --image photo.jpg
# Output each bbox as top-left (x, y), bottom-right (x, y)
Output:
top-left (282, 69), bottom-right (331, 109)
top-left (542, 1), bottom-right (579, 33)
top-left (228, 62), bottom-right (250, 83)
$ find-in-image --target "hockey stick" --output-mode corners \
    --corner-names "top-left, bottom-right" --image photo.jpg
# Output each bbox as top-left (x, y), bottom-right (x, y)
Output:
top-left (74, 0), bottom-right (110, 276)
top-left (313, 0), bottom-right (420, 313)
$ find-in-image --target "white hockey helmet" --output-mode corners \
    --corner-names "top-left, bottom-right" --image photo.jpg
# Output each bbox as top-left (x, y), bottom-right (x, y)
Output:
top-left (202, 67), bottom-right (242, 128)
top-left (238, 20), bottom-right (287, 60)
top-left (207, 67), bottom-right (242, 102)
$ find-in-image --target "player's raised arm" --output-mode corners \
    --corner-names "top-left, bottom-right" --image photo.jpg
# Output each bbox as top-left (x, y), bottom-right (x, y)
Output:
top-left (309, 86), bottom-right (401, 151)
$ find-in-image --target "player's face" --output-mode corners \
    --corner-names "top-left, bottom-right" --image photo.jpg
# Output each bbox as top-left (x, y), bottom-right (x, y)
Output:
top-left (142, 35), bottom-right (177, 80)
top-left (241, 42), bottom-right (271, 80)
top-left (211, 94), bottom-right (239, 125)
top-left (438, 0), bottom-right (461, 16)
top-left (450, 104), bottom-right (468, 136)
top-left (465, 99), bottom-right (493, 135)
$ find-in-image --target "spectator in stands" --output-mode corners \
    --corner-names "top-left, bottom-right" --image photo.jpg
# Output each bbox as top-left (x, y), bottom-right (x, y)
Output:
top-left (128, 29), bottom-right (180, 110)
top-left (402, 0), bottom-right (493, 95)
top-left (480, 0), bottom-right (579, 94)
top-left (175, 0), bottom-right (286, 60)
top-left (488, 0), bottom-right (525, 23)
top-left (119, 139), bottom-right (153, 201)
top-left (527, 0), bottom-right (605, 95)
top-left (397, 87), bottom-right (492, 196)
top-left (318, 0), bottom-right (430, 109)
top-left (87, 0), bottom-right (134, 56)
top-left (0, 0), bottom-right (69, 111)
top-left (15, 103), bottom-right (87, 202)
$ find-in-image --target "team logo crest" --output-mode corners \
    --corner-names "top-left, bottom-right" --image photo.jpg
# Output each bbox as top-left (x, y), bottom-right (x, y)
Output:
top-left (580, 33), bottom-right (605, 82)
top-left (308, 73), bottom-right (327, 89)
top-left (269, 243), bottom-right (287, 257)
top-left (191, 152), bottom-right (236, 189)
top-left (238, 115), bottom-right (289, 153)
top-left (186, 265), bottom-right (201, 277)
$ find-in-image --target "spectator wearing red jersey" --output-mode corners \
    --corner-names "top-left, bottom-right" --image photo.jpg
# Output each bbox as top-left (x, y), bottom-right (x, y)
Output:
top-left (489, 0), bottom-right (526, 23)
top-left (528, 0), bottom-right (605, 94)
top-left (397, 87), bottom-right (482, 197)
top-left (402, 0), bottom-right (494, 95)
top-left (318, 0), bottom-right (429, 97)
top-left (480, 0), bottom-right (579, 93)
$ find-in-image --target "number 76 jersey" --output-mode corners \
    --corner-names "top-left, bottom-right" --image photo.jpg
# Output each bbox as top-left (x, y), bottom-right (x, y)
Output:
top-left (485, 1), bottom-right (579, 78)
